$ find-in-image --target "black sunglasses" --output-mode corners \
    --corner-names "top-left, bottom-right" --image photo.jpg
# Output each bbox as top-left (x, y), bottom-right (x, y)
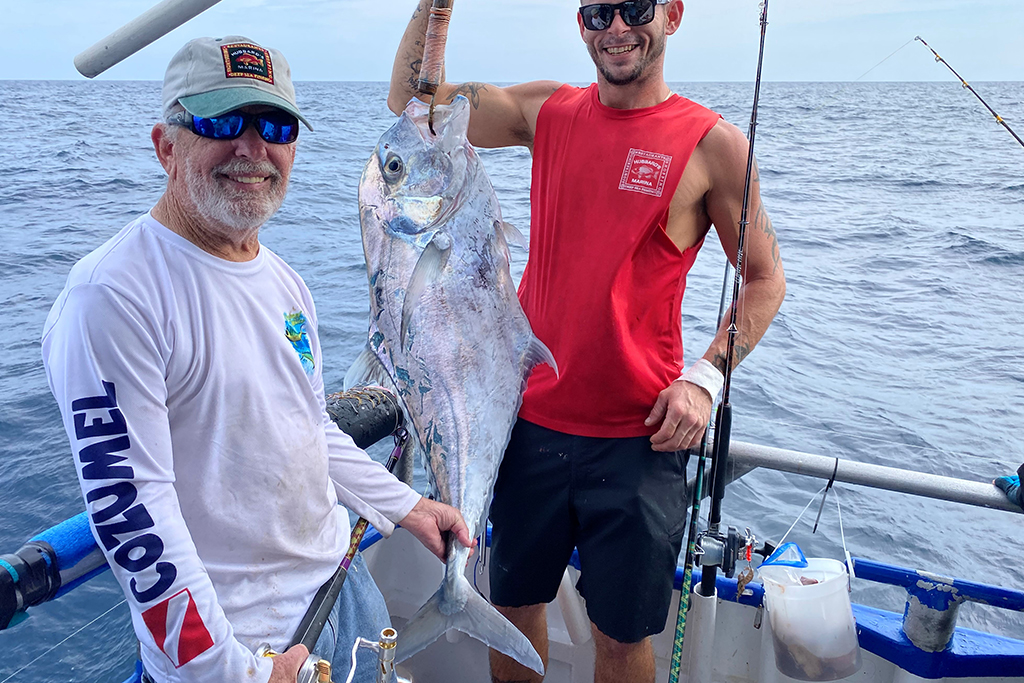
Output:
top-left (167, 108), bottom-right (299, 145)
top-left (579, 0), bottom-right (669, 31)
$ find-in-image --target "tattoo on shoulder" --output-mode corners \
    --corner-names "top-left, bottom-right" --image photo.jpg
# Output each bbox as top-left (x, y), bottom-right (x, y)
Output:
top-left (447, 82), bottom-right (488, 109)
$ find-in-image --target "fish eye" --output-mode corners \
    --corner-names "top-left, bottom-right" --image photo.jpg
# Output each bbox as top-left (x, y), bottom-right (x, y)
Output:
top-left (383, 153), bottom-right (404, 180)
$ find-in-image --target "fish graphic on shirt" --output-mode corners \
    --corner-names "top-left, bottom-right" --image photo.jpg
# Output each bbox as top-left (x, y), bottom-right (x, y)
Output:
top-left (284, 311), bottom-right (315, 376)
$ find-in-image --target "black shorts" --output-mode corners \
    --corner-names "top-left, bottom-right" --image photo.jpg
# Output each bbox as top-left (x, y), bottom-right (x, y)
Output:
top-left (488, 418), bottom-right (689, 644)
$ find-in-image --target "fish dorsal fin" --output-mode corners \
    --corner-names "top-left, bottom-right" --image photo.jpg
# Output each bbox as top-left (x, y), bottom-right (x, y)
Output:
top-left (526, 335), bottom-right (558, 378)
top-left (501, 221), bottom-right (528, 253)
top-left (344, 345), bottom-right (394, 391)
top-left (401, 232), bottom-right (452, 348)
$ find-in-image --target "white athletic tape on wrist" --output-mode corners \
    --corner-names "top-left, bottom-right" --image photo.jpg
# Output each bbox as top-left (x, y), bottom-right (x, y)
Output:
top-left (677, 358), bottom-right (724, 401)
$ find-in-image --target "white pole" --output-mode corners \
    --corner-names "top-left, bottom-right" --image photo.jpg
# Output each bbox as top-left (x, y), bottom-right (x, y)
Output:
top-left (74, 0), bottom-right (225, 78)
top-left (679, 588), bottom-right (716, 683)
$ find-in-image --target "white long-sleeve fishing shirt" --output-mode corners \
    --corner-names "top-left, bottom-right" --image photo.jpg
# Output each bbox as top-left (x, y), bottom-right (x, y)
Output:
top-left (41, 213), bottom-right (421, 683)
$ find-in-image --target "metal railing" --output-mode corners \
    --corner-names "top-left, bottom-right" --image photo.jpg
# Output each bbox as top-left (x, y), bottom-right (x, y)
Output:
top-left (689, 439), bottom-right (1021, 514)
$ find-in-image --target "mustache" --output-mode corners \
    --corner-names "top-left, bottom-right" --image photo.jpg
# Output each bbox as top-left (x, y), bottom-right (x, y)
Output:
top-left (212, 159), bottom-right (282, 180)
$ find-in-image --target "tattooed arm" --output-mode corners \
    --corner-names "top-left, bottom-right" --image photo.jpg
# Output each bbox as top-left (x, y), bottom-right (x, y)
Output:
top-left (646, 121), bottom-right (785, 452)
top-left (702, 120), bottom-right (786, 376)
top-left (388, 0), bottom-right (562, 149)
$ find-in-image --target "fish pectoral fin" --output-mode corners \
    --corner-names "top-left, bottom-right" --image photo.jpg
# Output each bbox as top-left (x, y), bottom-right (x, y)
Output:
top-left (401, 233), bottom-right (452, 347)
top-left (344, 345), bottom-right (394, 391)
top-left (394, 574), bottom-right (545, 676)
top-left (526, 335), bottom-right (559, 378)
top-left (501, 221), bottom-right (529, 253)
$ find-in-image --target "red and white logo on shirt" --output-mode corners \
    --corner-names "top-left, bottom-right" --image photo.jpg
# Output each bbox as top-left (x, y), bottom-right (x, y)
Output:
top-left (142, 588), bottom-right (215, 667)
top-left (619, 148), bottom-right (673, 198)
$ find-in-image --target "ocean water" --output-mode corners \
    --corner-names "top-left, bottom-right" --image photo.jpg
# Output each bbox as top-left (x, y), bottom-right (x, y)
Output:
top-left (0, 80), bottom-right (1022, 681)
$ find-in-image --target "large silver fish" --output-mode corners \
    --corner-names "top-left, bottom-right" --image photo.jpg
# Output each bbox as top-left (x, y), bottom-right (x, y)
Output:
top-left (346, 96), bottom-right (554, 674)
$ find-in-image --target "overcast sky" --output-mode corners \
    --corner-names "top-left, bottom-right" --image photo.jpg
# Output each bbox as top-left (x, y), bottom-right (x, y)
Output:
top-left (2, 0), bottom-right (1022, 82)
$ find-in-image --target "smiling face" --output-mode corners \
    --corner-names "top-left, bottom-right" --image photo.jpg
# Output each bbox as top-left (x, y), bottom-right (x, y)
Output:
top-left (160, 105), bottom-right (296, 234)
top-left (579, 0), bottom-right (682, 88)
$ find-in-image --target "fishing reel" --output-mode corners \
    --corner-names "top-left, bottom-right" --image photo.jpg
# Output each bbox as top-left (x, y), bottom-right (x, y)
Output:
top-left (697, 526), bottom-right (775, 579)
top-left (256, 627), bottom-right (400, 683)
top-left (697, 526), bottom-right (748, 578)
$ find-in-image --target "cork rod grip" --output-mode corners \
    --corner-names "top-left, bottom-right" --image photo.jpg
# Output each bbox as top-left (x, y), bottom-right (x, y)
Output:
top-left (417, 0), bottom-right (454, 96)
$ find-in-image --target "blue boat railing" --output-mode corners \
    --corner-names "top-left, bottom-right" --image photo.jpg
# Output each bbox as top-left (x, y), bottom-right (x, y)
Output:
top-left (851, 557), bottom-right (1024, 679)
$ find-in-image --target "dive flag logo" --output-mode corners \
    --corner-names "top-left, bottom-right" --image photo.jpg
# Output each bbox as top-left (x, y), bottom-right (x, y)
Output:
top-left (141, 588), bottom-right (214, 667)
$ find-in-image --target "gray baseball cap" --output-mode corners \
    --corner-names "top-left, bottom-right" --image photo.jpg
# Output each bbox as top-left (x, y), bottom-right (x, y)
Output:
top-left (161, 36), bottom-right (312, 131)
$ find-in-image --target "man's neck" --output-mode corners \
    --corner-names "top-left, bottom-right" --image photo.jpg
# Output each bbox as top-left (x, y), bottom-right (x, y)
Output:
top-left (152, 193), bottom-right (261, 263)
top-left (595, 74), bottom-right (673, 110)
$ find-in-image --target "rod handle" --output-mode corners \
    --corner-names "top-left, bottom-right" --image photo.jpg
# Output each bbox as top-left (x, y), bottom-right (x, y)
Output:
top-left (73, 0), bottom-right (224, 78)
top-left (417, 0), bottom-right (455, 96)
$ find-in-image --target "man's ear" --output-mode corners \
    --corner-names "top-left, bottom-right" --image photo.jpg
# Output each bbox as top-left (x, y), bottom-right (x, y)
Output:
top-left (577, 10), bottom-right (587, 40)
top-left (665, 0), bottom-right (684, 35)
top-left (152, 123), bottom-right (176, 176)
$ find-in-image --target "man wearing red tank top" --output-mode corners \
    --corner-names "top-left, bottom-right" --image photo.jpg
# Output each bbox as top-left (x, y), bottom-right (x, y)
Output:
top-left (389, 2), bottom-right (787, 681)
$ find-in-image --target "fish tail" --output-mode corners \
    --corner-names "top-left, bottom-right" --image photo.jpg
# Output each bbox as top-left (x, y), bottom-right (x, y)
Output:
top-left (394, 573), bottom-right (545, 675)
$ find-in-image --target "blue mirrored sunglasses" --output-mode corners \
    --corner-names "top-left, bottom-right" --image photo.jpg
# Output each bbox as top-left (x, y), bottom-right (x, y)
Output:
top-left (167, 108), bottom-right (299, 144)
top-left (579, 0), bottom-right (669, 31)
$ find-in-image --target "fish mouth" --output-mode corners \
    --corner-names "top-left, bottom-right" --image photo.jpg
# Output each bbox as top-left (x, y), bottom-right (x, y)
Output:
top-left (380, 189), bottom-right (464, 240)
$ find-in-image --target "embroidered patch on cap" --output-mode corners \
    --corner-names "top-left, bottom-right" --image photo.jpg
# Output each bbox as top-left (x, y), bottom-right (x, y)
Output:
top-left (221, 43), bottom-right (274, 84)
top-left (619, 148), bottom-right (673, 198)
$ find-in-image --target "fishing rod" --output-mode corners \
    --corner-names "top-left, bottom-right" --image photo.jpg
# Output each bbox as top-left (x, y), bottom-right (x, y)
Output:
top-left (667, 4), bottom-right (772, 678)
top-left (667, 429), bottom-right (711, 681)
top-left (915, 36), bottom-right (1024, 149)
top-left (698, 0), bottom-right (770, 600)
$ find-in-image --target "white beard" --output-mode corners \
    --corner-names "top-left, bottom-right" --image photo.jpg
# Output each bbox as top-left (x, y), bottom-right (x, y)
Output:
top-left (184, 157), bottom-right (287, 232)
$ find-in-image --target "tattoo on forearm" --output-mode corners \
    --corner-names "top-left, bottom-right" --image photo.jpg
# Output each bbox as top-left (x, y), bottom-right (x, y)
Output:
top-left (446, 82), bottom-right (488, 109)
top-left (406, 57), bottom-right (422, 92)
top-left (712, 342), bottom-right (751, 375)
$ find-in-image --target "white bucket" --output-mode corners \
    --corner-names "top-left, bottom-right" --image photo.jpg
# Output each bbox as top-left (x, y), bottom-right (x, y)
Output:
top-left (758, 558), bottom-right (861, 681)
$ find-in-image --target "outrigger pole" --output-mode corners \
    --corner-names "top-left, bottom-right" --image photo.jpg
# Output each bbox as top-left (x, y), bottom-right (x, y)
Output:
top-left (700, 0), bottom-right (770, 598)
top-left (915, 36), bottom-right (1024, 149)
top-left (74, 0), bottom-right (225, 78)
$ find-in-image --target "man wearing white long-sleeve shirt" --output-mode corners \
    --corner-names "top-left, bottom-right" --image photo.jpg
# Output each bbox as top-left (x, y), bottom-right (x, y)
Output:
top-left (41, 36), bottom-right (472, 683)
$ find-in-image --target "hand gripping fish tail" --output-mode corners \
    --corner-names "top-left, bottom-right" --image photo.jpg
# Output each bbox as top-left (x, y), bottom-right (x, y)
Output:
top-left (349, 95), bottom-right (553, 675)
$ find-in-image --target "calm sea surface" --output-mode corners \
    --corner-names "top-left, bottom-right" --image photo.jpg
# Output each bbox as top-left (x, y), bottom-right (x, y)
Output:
top-left (1, 80), bottom-right (1022, 681)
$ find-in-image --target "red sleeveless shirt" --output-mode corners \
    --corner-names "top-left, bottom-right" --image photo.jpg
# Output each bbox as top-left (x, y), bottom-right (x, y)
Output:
top-left (518, 84), bottom-right (721, 437)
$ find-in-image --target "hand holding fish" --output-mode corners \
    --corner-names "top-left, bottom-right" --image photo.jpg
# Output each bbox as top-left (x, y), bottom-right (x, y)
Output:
top-left (646, 379), bottom-right (714, 452)
top-left (398, 497), bottom-right (476, 562)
